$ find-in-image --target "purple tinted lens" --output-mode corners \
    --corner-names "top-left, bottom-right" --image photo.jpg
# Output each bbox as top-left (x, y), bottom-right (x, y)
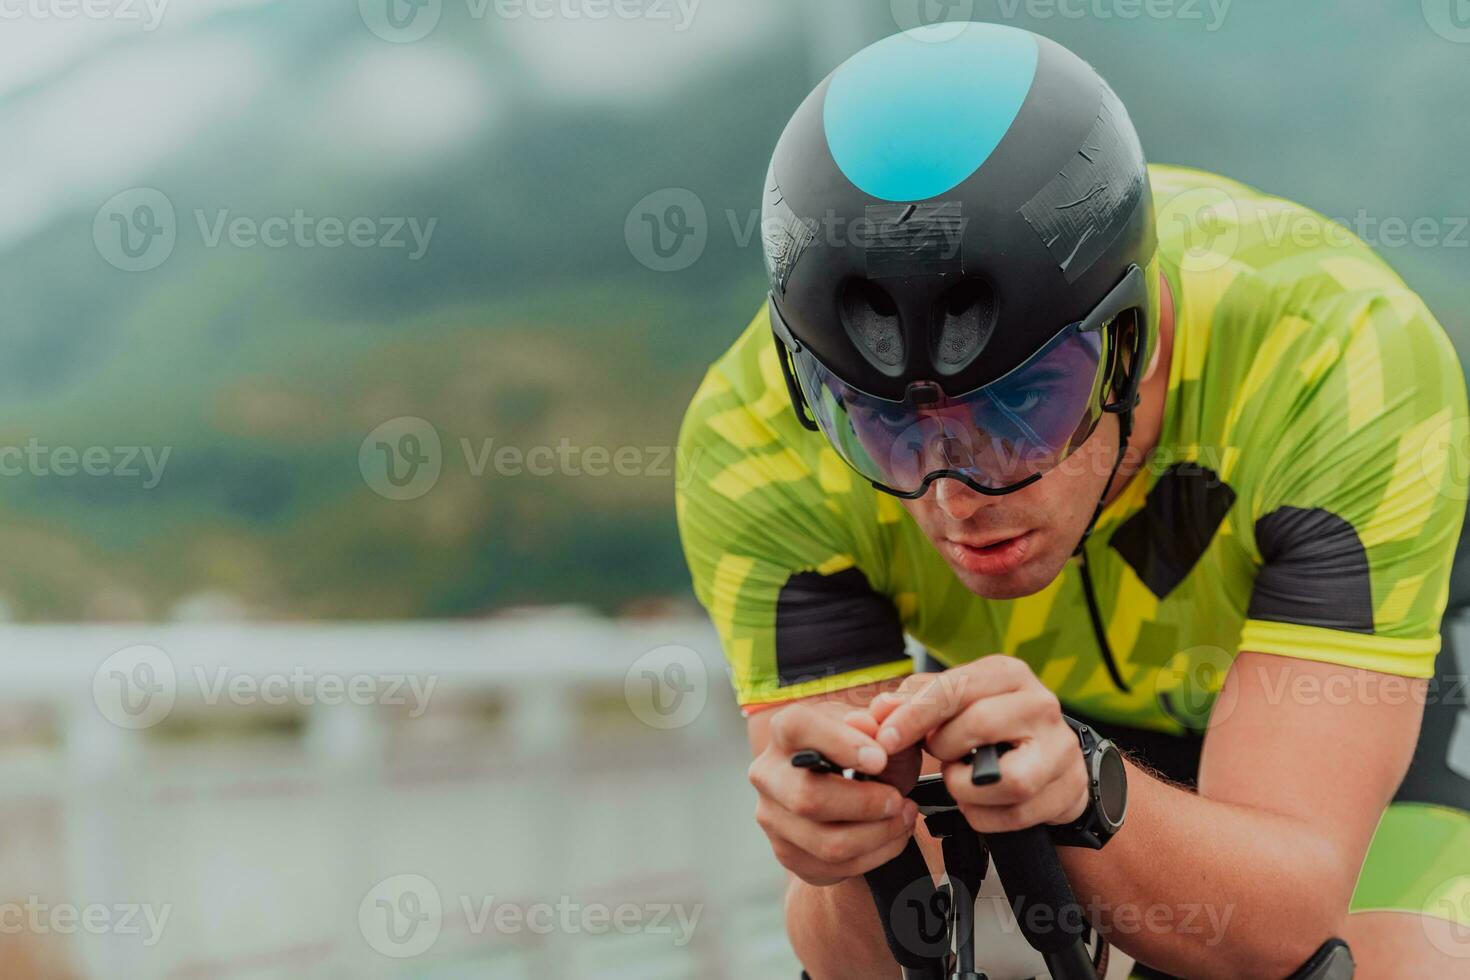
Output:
top-left (793, 322), bottom-right (1106, 494)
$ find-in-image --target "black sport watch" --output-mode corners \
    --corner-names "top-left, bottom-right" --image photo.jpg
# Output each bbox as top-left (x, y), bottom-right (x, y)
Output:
top-left (1049, 717), bottom-right (1128, 849)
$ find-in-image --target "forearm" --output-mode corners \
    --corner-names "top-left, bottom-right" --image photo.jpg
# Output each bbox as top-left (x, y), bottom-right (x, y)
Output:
top-left (1060, 760), bottom-right (1353, 979)
top-left (785, 874), bottom-right (900, 980)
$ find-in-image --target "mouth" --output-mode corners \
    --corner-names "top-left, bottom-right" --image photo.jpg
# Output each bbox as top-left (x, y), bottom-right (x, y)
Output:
top-left (943, 530), bottom-right (1037, 577)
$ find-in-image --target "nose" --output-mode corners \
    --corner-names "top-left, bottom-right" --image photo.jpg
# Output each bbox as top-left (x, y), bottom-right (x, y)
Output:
top-left (931, 476), bottom-right (989, 522)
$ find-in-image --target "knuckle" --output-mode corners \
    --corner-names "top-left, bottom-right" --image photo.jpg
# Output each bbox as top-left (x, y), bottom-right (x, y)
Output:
top-left (768, 705), bottom-right (804, 743)
top-left (942, 763), bottom-right (978, 803)
top-left (995, 807), bottom-right (1028, 833)
top-left (959, 803), bottom-right (994, 833)
top-left (753, 799), bottom-right (776, 832)
top-left (1006, 766), bottom-right (1041, 799)
top-left (788, 787), bottom-right (822, 820)
top-left (876, 834), bottom-right (910, 866)
top-left (812, 837), bottom-right (853, 866)
top-left (897, 673), bottom-right (927, 694)
top-left (994, 655), bottom-right (1027, 680)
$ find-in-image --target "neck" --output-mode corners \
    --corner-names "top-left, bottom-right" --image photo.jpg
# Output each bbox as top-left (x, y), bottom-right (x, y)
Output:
top-left (1102, 269), bottom-right (1175, 509)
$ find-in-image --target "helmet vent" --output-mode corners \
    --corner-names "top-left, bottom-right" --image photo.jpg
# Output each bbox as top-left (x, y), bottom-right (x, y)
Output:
top-left (838, 279), bottom-right (904, 369)
top-left (933, 279), bottom-right (998, 370)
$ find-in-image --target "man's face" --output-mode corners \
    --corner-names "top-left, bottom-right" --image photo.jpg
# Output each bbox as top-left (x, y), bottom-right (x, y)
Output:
top-left (900, 414), bottom-right (1120, 599)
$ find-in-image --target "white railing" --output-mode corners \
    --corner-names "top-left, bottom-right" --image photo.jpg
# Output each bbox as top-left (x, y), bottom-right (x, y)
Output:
top-left (0, 618), bottom-right (793, 980)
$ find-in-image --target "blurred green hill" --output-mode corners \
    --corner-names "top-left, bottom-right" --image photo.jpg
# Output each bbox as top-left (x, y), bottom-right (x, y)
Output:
top-left (0, 1), bottom-right (1463, 620)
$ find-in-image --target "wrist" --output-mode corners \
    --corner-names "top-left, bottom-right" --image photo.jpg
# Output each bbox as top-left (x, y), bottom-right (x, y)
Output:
top-left (1048, 716), bottom-right (1129, 849)
top-left (1057, 756), bottom-right (1092, 826)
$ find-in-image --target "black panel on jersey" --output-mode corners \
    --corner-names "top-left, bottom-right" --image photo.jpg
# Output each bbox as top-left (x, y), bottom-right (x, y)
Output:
top-left (1248, 507), bottom-right (1373, 632)
top-left (1109, 463), bottom-right (1237, 599)
top-left (775, 567), bottom-right (906, 687)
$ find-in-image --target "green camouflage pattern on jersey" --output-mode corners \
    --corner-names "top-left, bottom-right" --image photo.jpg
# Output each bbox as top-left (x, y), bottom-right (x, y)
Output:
top-left (677, 165), bottom-right (1468, 732)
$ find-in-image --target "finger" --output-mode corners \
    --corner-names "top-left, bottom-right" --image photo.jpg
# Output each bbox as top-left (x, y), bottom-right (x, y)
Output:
top-left (842, 709), bottom-right (880, 738)
top-left (751, 757), bottom-right (910, 824)
top-left (958, 774), bottom-right (1086, 835)
top-left (875, 658), bottom-right (1032, 754)
top-left (760, 797), bottom-right (920, 872)
top-left (865, 673), bottom-right (936, 725)
top-left (768, 702), bottom-right (888, 774)
top-left (940, 728), bottom-right (1076, 808)
top-left (769, 814), bottom-right (918, 885)
top-left (923, 686), bottom-right (1060, 761)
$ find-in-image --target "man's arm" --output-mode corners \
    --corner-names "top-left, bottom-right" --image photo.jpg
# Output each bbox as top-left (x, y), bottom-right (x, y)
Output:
top-left (745, 679), bottom-right (913, 980)
top-left (867, 651), bottom-right (1423, 979)
top-left (1061, 651), bottom-right (1422, 978)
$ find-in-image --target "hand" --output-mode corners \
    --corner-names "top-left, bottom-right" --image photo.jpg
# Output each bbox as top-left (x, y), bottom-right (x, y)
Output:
top-left (748, 699), bottom-right (922, 886)
top-left (865, 657), bottom-right (1089, 835)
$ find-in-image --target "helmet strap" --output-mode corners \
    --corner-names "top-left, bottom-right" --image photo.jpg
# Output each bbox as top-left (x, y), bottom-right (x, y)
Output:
top-left (1071, 315), bottom-right (1144, 694)
top-left (771, 329), bottom-right (820, 432)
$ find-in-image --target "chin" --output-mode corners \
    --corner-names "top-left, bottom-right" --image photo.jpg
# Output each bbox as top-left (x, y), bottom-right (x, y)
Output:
top-left (948, 547), bottom-right (1062, 600)
top-left (954, 568), bottom-right (1049, 600)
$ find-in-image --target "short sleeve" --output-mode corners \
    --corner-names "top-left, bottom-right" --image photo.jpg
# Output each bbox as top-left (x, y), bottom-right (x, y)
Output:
top-left (675, 335), bottom-right (912, 709)
top-left (1238, 292), bottom-right (1469, 678)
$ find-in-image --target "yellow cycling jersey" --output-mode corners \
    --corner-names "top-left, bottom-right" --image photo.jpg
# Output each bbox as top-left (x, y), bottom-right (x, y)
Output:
top-left (676, 165), bottom-right (1469, 734)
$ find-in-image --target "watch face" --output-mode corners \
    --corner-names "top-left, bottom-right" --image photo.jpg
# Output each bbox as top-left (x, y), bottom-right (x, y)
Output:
top-left (1096, 745), bottom-right (1128, 827)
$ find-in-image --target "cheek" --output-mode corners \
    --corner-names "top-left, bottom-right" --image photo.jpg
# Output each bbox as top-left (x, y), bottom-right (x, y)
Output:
top-left (1028, 445), bottom-right (1111, 520)
top-left (899, 497), bottom-right (933, 531)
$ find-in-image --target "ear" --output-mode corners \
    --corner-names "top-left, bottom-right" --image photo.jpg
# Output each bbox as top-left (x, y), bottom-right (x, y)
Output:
top-left (1139, 267), bottom-right (1174, 384)
top-left (1140, 325), bottom-right (1164, 383)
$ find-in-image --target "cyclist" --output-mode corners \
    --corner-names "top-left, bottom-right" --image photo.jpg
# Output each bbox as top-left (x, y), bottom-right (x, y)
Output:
top-left (675, 22), bottom-right (1470, 980)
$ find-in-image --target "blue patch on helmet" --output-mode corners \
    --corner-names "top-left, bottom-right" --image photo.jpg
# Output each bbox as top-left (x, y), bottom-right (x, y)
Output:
top-left (823, 24), bottom-right (1039, 202)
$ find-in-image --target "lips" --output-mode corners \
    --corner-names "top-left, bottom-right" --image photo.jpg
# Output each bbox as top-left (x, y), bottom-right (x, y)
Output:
top-left (944, 530), bottom-right (1036, 577)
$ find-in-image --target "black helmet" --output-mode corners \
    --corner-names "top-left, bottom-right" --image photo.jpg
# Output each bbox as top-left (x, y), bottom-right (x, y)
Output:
top-left (764, 22), bottom-right (1158, 500)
